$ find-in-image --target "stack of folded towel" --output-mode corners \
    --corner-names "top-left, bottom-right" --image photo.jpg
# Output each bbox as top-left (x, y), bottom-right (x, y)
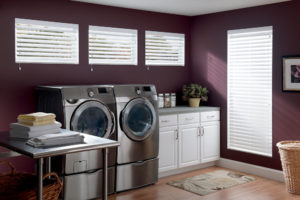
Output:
top-left (10, 121), bottom-right (62, 139)
top-left (17, 112), bottom-right (56, 126)
top-left (10, 112), bottom-right (85, 148)
top-left (10, 112), bottom-right (61, 139)
top-left (26, 132), bottom-right (84, 148)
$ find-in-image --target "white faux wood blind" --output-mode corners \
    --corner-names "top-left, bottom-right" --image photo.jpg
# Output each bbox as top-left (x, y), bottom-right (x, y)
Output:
top-left (15, 18), bottom-right (79, 64)
top-left (145, 31), bottom-right (184, 66)
top-left (227, 26), bottom-right (273, 157)
top-left (89, 26), bottom-right (137, 65)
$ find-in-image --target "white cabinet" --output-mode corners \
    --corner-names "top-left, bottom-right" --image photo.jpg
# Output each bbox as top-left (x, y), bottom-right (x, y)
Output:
top-left (178, 112), bottom-right (199, 125)
top-left (158, 109), bottom-right (220, 174)
top-left (159, 125), bottom-right (178, 172)
top-left (200, 121), bottom-right (220, 163)
top-left (159, 114), bottom-right (177, 127)
top-left (158, 114), bottom-right (178, 172)
top-left (178, 123), bottom-right (200, 167)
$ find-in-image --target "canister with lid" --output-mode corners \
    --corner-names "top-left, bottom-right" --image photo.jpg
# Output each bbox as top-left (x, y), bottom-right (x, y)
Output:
top-left (158, 93), bottom-right (164, 108)
top-left (171, 93), bottom-right (176, 107)
top-left (164, 93), bottom-right (171, 108)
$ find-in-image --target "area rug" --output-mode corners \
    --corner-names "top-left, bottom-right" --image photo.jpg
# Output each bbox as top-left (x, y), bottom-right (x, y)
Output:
top-left (167, 170), bottom-right (255, 196)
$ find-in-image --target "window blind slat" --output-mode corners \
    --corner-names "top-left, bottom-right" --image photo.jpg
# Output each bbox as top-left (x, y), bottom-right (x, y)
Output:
top-left (89, 25), bottom-right (137, 65)
top-left (145, 31), bottom-right (184, 66)
top-left (15, 18), bottom-right (78, 64)
top-left (227, 26), bottom-right (272, 157)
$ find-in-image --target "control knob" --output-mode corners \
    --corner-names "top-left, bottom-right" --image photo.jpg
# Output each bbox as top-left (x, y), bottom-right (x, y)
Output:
top-left (135, 87), bottom-right (141, 95)
top-left (88, 91), bottom-right (95, 97)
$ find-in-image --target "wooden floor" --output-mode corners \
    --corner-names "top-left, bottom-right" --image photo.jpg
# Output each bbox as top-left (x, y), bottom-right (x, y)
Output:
top-left (108, 166), bottom-right (300, 200)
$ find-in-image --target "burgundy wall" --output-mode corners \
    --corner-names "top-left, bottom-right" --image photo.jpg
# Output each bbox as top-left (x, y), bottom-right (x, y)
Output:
top-left (191, 0), bottom-right (300, 170)
top-left (0, 0), bottom-right (191, 171)
top-left (2, 0), bottom-right (299, 173)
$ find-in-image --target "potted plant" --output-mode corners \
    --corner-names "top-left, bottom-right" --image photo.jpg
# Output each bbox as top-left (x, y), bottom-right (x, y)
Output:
top-left (182, 84), bottom-right (208, 107)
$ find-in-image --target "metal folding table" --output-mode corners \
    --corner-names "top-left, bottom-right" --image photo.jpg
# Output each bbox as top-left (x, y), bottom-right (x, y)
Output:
top-left (0, 130), bottom-right (120, 200)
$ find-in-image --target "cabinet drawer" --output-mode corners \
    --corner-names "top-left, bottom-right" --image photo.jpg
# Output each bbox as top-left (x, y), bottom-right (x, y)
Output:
top-left (178, 113), bottom-right (199, 125)
top-left (200, 111), bottom-right (220, 122)
top-left (159, 114), bottom-right (177, 127)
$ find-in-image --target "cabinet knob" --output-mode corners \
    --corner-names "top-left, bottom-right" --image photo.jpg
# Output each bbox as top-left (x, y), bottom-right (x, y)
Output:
top-left (175, 129), bottom-right (179, 140)
top-left (161, 120), bottom-right (170, 123)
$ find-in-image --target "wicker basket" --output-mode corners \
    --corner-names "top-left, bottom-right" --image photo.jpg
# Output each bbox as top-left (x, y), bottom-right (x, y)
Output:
top-left (277, 141), bottom-right (300, 194)
top-left (0, 160), bottom-right (63, 200)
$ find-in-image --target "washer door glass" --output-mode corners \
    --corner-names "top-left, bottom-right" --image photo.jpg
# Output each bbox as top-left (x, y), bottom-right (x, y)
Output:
top-left (121, 98), bottom-right (157, 141)
top-left (71, 100), bottom-right (113, 138)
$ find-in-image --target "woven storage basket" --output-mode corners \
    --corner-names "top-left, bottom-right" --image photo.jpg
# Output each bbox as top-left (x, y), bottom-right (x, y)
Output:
top-left (277, 141), bottom-right (300, 194)
top-left (0, 160), bottom-right (63, 200)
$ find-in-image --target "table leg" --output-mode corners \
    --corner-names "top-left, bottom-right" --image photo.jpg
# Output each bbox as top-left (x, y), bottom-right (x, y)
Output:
top-left (37, 158), bottom-right (44, 200)
top-left (102, 148), bottom-right (108, 200)
top-left (45, 157), bottom-right (51, 178)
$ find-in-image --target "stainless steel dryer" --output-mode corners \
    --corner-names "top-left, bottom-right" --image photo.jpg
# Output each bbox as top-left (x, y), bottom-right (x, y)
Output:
top-left (114, 84), bottom-right (159, 192)
top-left (36, 85), bottom-right (117, 200)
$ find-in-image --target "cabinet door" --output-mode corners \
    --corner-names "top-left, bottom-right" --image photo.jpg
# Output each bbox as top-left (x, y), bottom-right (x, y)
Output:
top-left (178, 124), bottom-right (200, 168)
top-left (159, 126), bottom-right (178, 172)
top-left (201, 121), bottom-right (220, 163)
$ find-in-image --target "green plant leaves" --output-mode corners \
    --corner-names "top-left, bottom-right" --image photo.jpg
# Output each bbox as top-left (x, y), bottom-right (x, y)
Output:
top-left (182, 84), bottom-right (208, 101)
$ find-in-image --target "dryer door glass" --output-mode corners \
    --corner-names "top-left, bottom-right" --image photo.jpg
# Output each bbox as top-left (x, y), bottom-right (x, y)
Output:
top-left (122, 98), bottom-right (157, 141)
top-left (71, 100), bottom-right (114, 138)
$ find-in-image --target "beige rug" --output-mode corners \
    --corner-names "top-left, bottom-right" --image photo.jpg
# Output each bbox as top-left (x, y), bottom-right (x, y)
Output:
top-left (167, 170), bottom-right (255, 196)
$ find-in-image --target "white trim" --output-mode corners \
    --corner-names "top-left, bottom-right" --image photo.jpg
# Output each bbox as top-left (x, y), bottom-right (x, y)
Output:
top-left (216, 158), bottom-right (284, 182)
top-left (159, 161), bottom-right (216, 178)
top-left (89, 25), bottom-right (137, 34)
top-left (15, 18), bottom-right (78, 29)
top-left (146, 30), bottom-right (184, 38)
top-left (228, 26), bottom-right (273, 35)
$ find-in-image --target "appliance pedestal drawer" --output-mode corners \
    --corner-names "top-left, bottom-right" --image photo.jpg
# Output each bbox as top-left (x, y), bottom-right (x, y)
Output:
top-left (63, 166), bottom-right (115, 200)
top-left (116, 158), bottom-right (158, 192)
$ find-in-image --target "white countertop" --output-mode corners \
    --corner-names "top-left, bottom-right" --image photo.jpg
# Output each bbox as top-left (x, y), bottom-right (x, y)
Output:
top-left (158, 106), bottom-right (220, 115)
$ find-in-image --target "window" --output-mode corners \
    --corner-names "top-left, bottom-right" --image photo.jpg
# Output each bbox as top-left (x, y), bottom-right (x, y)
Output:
top-left (89, 26), bottom-right (137, 65)
top-left (227, 26), bottom-right (273, 157)
top-left (145, 31), bottom-right (185, 66)
top-left (15, 18), bottom-right (79, 64)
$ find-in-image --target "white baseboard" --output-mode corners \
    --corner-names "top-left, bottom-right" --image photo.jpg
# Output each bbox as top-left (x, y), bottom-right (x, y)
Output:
top-left (217, 158), bottom-right (284, 182)
top-left (159, 161), bottom-right (216, 178)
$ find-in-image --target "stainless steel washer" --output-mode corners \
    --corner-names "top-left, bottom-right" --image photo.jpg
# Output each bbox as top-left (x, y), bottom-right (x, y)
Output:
top-left (114, 84), bottom-right (159, 192)
top-left (36, 85), bottom-right (117, 200)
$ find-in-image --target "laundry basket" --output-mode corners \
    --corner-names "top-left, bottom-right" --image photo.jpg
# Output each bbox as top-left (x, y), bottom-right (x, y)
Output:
top-left (0, 160), bottom-right (63, 200)
top-left (277, 141), bottom-right (300, 194)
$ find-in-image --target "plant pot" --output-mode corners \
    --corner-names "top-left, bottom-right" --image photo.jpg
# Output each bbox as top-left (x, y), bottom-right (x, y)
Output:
top-left (188, 98), bottom-right (200, 107)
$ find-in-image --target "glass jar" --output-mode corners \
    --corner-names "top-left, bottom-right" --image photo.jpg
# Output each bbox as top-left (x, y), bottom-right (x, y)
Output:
top-left (171, 93), bottom-right (176, 107)
top-left (158, 93), bottom-right (164, 108)
top-left (164, 93), bottom-right (171, 108)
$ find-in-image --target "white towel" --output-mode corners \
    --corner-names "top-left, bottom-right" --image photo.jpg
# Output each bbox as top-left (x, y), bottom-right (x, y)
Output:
top-left (10, 128), bottom-right (61, 139)
top-left (26, 132), bottom-right (85, 148)
top-left (10, 121), bottom-right (62, 132)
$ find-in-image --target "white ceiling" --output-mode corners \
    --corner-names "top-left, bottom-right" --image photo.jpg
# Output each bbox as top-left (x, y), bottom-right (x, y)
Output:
top-left (73, 0), bottom-right (290, 16)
